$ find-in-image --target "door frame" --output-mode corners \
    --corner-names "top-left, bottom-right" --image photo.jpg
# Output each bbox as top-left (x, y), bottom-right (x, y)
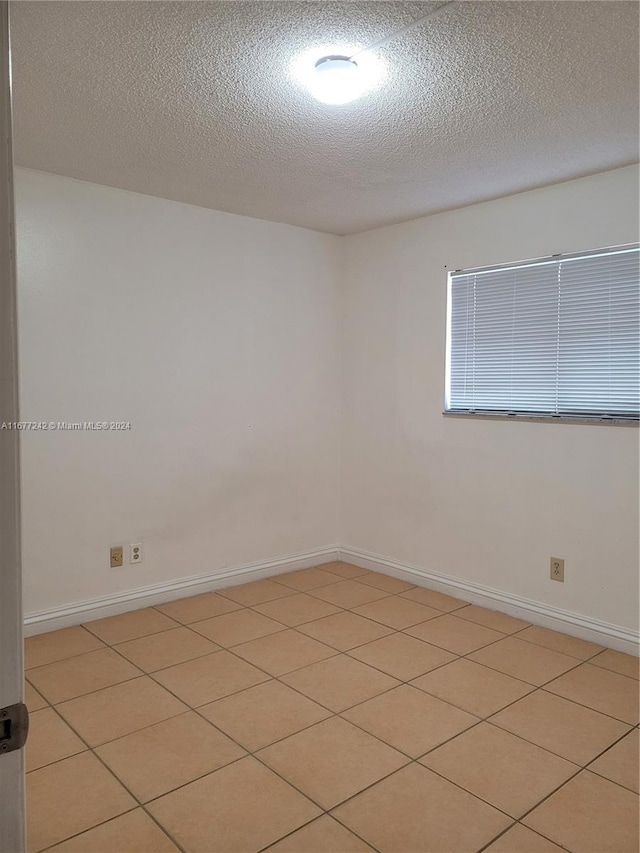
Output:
top-left (0, 0), bottom-right (25, 850)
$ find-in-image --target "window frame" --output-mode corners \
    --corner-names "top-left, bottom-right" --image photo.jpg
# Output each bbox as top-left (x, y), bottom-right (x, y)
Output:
top-left (443, 243), bottom-right (640, 427)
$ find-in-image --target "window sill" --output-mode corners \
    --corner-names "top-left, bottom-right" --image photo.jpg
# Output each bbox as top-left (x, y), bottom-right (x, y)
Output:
top-left (442, 411), bottom-right (639, 427)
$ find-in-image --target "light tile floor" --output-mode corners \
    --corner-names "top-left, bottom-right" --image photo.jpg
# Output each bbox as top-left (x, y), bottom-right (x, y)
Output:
top-left (24, 562), bottom-right (639, 853)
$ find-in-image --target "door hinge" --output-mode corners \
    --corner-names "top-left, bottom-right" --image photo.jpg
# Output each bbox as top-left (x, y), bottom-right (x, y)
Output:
top-left (0, 702), bottom-right (29, 755)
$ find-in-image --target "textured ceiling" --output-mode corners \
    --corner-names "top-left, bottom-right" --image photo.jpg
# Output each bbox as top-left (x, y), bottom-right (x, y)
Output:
top-left (9, 0), bottom-right (640, 234)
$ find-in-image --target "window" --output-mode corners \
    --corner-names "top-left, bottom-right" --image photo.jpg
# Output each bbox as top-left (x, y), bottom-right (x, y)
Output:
top-left (445, 245), bottom-right (640, 421)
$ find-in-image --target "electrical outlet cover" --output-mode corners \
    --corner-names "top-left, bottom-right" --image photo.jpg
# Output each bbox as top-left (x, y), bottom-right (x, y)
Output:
top-left (110, 546), bottom-right (123, 568)
top-left (550, 557), bottom-right (565, 582)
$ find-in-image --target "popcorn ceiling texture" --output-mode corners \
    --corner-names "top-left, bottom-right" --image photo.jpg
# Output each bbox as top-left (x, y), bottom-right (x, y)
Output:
top-left (9, 1), bottom-right (639, 235)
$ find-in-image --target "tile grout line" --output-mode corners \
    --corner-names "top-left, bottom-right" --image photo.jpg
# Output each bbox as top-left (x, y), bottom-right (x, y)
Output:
top-left (91, 668), bottom-right (624, 853)
top-left (29, 596), bottom-right (635, 766)
top-left (29, 610), bottom-right (453, 709)
top-left (479, 713), bottom-right (634, 769)
top-left (510, 822), bottom-right (575, 852)
top-left (28, 598), bottom-right (637, 742)
top-left (30, 688), bottom-right (637, 843)
top-left (25, 643), bottom-right (113, 675)
top-left (28, 580), bottom-right (608, 704)
top-left (81, 614), bottom-right (183, 643)
top-left (28, 596), bottom-right (341, 707)
top-left (87, 649), bottom-right (401, 853)
top-left (474, 819), bottom-right (520, 853)
top-left (85, 627), bottom-right (370, 824)
top-left (419, 744), bottom-right (585, 824)
top-left (498, 730), bottom-right (640, 834)
top-left (67, 617), bottom-right (517, 849)
top-left (534, 683), bottom-right (638, 725)
top-left (33, 639), bottom-right (631, 801)
top-left (27, 668), bottom-right (146, 708)
top-left (257, 810), bottom-right (383, 853)
top-left (585, 659), bottom-right (640, 681)
top-left (150, 605), bottom-right (638, 848)
top-left (476, 817), bottom-right (581, 853)
top-left (36, 703), bottom-right (189, 853)
top-left (30, 642), bottom-right (635, 853)
top-left (579, 726), bottom-right (640, 794)
top-left (95, 633), bottom-right (595, 853)
top-left (36, 805), bottom-right (142, 853)
top-left (25, 570), bottom-right (638, 852)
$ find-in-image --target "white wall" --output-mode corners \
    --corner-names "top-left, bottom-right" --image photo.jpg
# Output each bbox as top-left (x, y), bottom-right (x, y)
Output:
top-left (16, 165), bottom-right (639, 638)
top-left (16, 169), bottom-right (341, 615)
top-left (342, 165), bottom-right (640, 632)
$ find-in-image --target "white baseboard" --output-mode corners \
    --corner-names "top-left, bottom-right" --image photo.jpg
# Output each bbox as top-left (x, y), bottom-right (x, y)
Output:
top-left (24, 542), bottom-right (639, 656)
top-left (339, 546), bottom-right (640, 657)
top-left (23, 545), bottom-right (340, 637)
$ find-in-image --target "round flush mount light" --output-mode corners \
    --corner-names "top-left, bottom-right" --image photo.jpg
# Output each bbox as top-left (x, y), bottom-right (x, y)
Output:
top-left (292, 4), bottom-right (455, 106)
top-left (312, 55), bottom-right (360, 105)
top-left (292, 45), bottom-right (386, 106)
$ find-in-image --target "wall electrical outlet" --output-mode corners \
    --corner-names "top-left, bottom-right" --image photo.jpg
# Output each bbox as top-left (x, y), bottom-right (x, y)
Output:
top-left (130, 543), bottom-right (143, 565)
top-left (550, 557), bottom-right (565, 582)
top-left (110, 546), bottom-right (123, 568)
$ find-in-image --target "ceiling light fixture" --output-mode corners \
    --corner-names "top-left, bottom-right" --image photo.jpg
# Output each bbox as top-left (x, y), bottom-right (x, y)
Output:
top-left (310, 55), bottom-right (364, 105)
top-left (295, 0), bottom-right (457, 106)
top-left (291, 43), bottom-right (387, 106)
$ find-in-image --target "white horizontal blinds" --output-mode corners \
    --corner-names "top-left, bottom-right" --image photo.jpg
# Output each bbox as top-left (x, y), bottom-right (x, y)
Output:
top-left (474, 262), bottom-right (559, 412)
top-left (448, 261), bottom-right (560, 412)
top-left (448, 272), bottom-right (475, 409)
top-left (447, 246), bottom-right (640, 417)
top-left (557, 250), bottom-right (640, 415)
